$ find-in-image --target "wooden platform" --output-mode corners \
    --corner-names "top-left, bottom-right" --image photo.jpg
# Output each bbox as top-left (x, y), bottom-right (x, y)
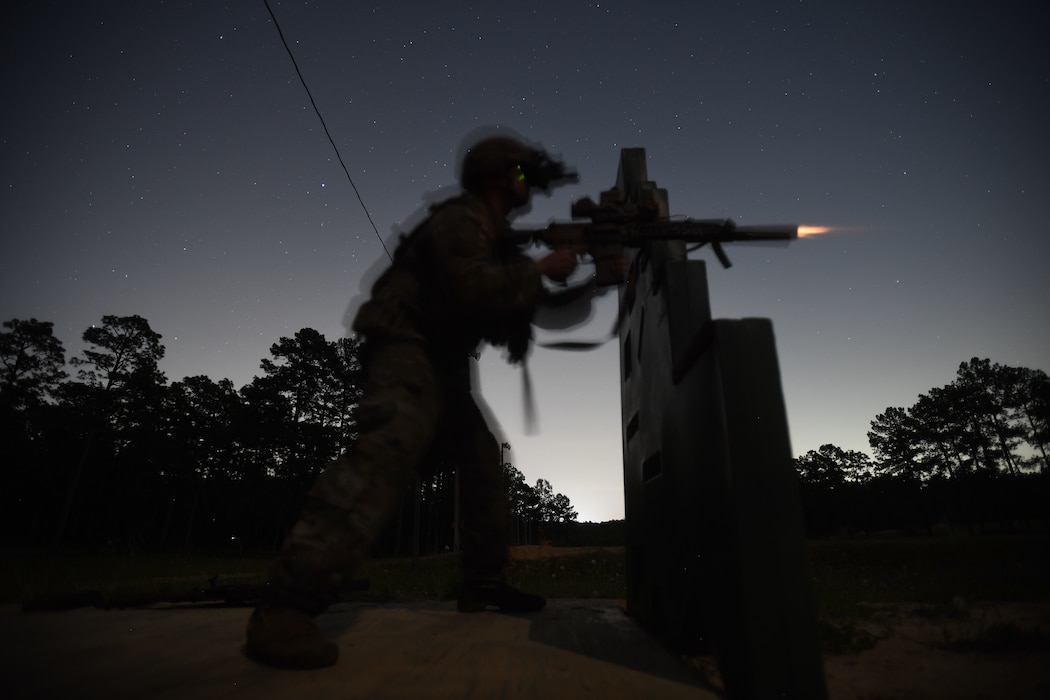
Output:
top-left (2, 599), bottom-right (722, 699)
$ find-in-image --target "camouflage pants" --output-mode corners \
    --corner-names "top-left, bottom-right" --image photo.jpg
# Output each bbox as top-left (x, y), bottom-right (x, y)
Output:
top-left (265, 340), bottom-right (509, 613)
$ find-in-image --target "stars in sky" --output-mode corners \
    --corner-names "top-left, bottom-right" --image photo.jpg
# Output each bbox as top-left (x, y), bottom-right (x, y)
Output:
top-left (2, 1), bottom-right (1047, 521)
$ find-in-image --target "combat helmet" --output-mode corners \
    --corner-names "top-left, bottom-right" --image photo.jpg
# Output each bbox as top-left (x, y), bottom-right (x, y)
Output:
top-left (459, 136), bottom-right (577, 194)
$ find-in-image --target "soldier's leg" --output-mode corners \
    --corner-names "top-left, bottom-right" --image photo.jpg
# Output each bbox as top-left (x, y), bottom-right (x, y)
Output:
top-left (452, 396), bottom-right (544, 613)
top-left (454, 401), bottom-right (509, 583)
top-left (248, 342), bottom-right (441, 668)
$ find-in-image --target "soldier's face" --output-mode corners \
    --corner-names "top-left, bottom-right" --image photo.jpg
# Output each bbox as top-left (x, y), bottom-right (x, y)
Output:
top-left (509, 166), bottom-right (530, 207)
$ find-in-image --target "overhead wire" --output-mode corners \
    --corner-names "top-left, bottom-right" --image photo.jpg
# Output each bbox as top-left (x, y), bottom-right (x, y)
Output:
top-left (263, 0), bottom-right (393, 262)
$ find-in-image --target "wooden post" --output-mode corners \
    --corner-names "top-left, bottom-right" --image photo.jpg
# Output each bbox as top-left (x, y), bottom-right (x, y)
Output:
top-left (616, 148), bottom-right (828, 699)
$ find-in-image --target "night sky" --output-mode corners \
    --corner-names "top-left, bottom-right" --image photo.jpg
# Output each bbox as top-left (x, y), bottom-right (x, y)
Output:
top-left (3, 1), bottom-right (1048, 522)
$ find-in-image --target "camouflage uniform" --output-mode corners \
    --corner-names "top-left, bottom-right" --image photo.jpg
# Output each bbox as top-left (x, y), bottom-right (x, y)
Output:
top-left (264, 192), bottom-right (541, 614)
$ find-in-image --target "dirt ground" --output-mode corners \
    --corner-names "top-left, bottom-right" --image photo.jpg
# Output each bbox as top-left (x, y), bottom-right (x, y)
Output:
top-left (820, 601), bottom-right (1050, 700)
top-left (12, 545), bottom-right (1045, 700)
top-left (511, 547), bottom-right (1050, 699)
top-left (684, 600), bottom-right (1050, 700)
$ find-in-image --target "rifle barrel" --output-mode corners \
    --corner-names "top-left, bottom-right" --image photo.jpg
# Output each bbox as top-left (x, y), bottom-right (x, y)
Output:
top-left (510, 220), bottom-right (798, 247)
top-left (731, 224), bottom-right (799, 240)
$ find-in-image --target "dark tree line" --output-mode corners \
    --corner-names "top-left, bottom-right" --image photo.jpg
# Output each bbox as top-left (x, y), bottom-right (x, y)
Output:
top-left (795, 358), bottom-right (1050, 536)
top-left (503, 460), bottom-right (578, 546)
top-left (1, 316), bottom-right (576, 555)
top-left (374, 454), bottom-right (579, 558)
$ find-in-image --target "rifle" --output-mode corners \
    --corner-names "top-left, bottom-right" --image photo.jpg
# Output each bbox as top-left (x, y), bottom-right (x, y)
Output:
top-left (505, 186), bottom-right (798, 285)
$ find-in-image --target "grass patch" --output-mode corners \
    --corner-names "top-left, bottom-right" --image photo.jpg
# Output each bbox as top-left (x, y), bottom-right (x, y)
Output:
top-left (347, 548), bottom-right (626, 603)
top-left (351, 554), bottom-right (461, 603)
top-left (504, 549), bottom-right (626, 600)
top-left (2, 550), bottom-right (272, 607)
top-left (806, 533), bottom-right (1050, 618)
top-left (5, 533), bottom-right (1047, 620)
top-left (1, 548), bottom-right (628, 608)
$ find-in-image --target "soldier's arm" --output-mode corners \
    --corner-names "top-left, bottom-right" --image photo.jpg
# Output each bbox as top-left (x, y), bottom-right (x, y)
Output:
top-left (534, 248), bottom-right (578, 282)
top-left (427, 207), bottom-right (542, 316)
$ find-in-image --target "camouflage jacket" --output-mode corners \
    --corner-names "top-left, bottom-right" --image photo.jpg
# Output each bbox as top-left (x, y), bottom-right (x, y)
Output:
top-left (352, 194), bottom-right (541, 365)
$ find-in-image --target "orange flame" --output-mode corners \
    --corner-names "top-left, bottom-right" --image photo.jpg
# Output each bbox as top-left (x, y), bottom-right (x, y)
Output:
top-left (798, 225), bottom-right (832, 238)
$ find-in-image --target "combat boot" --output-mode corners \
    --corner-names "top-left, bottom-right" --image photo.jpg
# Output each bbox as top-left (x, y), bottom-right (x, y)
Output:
top-left (458, 581), bottom-right (546, 613)
top-left (245, 607), bottom-right (338, 669)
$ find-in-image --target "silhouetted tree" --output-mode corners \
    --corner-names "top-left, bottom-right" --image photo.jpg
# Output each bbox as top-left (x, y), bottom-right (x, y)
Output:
top-left (861, 357), bottom-right (1050, 533)
top-left (795, 444), bottom-right (875, 536)
top-left (0, 316), bottom-right (581, 553)
top-left (162, 376), bottom-right (242, 477)
top-left (795, 444), bottom-right (873, 489)
top-left (254, 328), bottom-right (362, 481)
top-left (953, 358), bottom-right (1025, 475)
top-left (868, 406), bottom-right (924, 478)
top-left (548, 493), bottom-right (578, 523)
top-left (0, 318), bottom-right (69, 543)
top-left (0, 318), bottom-right (67, 410)
top-left (54, 315), bottom-right (168, 549)
top-left (524, 478), bottom-right (578, 542)
top-left (1012, 367), bottom-right (1050, 471)
top-left (503, 460), bottom-right (534, 544)
top-left (869, 359), bottom-right (1048, 481)
top-left (71, 314), bottom-right (165, 392)
top-left (155, 376), bottom-right (250, 549)
top-left (531, 478), bottom-right (554, 523)
top-left (909, 388), bottom-right (968, 478)
top-left (332, 336), bottom-right (364, 446)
